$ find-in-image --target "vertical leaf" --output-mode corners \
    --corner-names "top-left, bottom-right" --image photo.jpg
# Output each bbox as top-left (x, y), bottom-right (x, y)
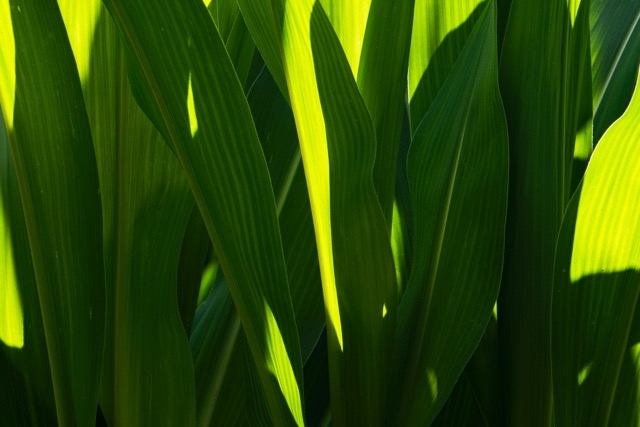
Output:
top-left (552, 68), bottom-right (640, 426)
top-left (392, 2), bottom-right (508, 424)
top-left (498, 0), bottom-right (591, 423)
top-left (1, 103), bottom-right (56, 427)
top-left (408, 0), bottom-right (487, 131)
top-left (102, 0), bottom-right (304, 424)
top-left (357, 0), bottom-right (415, 223)
top-left (590, 0), bottom-right (640, 142)
top-left (0, 1), bottom-right (105, 425)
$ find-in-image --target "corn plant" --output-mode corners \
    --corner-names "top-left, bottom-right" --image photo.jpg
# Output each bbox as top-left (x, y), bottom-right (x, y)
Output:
top-left (1, 0), bottom-right (639, 425)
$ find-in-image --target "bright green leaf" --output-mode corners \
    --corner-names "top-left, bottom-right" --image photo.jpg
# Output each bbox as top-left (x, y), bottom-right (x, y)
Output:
top-left (552, 68), bottom-right (640, 426)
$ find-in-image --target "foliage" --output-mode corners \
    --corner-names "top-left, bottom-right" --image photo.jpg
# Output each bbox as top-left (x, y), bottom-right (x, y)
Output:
top-left (1, 0), bottom-right (639, 425)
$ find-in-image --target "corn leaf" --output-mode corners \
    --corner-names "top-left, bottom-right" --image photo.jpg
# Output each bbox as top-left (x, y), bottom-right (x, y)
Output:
top-left (408, 0), bottom-right (487, 132)
top-left (190, 280), bottom-right (244, 426)
top-left (317, 0), bottom-right (370, 76)
top-left (247, 69), bottom-right (324, 363)
top-left (1, 108), bottom-right (56, 426)
top-left (236, 0), bottom-right (289, 100)
top-left (498, 0), bottom-right (591, 423)
top-left (177, 206), bottom-right (210, 336)
top-left (237, 1), bottom-right (399, 424)
top-left (590, 0), bottom-right (640, 143)
top-left (302, 4), bottom-right (398, 425)
top-left (59, 4), bottom-right (199, 423)
top-left (0, 1), bottom-right (105, 425)
top-left (102, 0), bottom-right (305, 424)
top-left (357, 0), bottom-right (415, 223)
top-left (552, 68), bottom-right (640, 426)
top-left (391, 2), bottom-right (508, 424)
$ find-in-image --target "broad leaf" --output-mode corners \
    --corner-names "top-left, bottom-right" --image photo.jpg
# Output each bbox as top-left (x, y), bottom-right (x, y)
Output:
top-left (498, 0), bottom-right (591, 423)
top-left (552, 68), bottom-right (640, 426)
top-left (392, 2), bottom-right (508, 424)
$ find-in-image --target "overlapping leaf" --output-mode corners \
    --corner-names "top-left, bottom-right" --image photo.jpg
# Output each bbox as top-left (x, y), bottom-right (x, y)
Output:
top-left (0, 1), bottom-right (105, 425)
top-left (408, 0), bottom-right (487, 131)
top-left (552, 68), bottom-right (640, 426)
top-left (590, 0), bottom-right (640, 142)
top-left (357, 0), bottom-right (415, 223)
top-left (391, 2), bottom-right (508, 425)
top-left (102, 0), bottom-right (304, 424)
top-left (498, 0), bottom-right (592, 424)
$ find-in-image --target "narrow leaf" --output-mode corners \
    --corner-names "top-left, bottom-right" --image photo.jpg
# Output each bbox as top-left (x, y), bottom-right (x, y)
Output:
top-left (0, 1), bottom-right (105, 425)
top-left (102, 1), bottom-right (305, 424)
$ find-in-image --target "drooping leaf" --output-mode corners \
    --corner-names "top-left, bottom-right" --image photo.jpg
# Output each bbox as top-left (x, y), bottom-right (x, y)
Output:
top-left (392, 2), bottom-right (508, 424)
top-left (552, 68), bottom-right (640, 426)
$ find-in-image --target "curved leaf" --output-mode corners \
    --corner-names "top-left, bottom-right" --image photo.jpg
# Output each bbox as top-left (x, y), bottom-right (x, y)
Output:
top-left (407, 0), bottom-right (486, 132)
top-left (552, 68), bottom-right (640, 426)
top-left (317, 0), bottom-right (371, 76)
top-left (1, 104), bottom-right (56, 426)
top-left (102, 0), bottom-right (304, 425)
top-left (590, 0), bottom-right (640, 142)
top-left (392, 2), bottom-right (508, 424)
top-left (357, 0), bottom-right (415, 223)
top-left (0, 1), bottom-right (105, 425)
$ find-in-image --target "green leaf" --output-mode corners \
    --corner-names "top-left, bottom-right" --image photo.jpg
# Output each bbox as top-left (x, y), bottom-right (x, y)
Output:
top-left (392, 2), bottom-right (508, 424)
top-left (207, 0), bottom-right (239, 41)
top-left (609, 308), bottom-right (640, 426)
top-left (497, 0), bottom-right (592, 424)
top-left (317, 0), bottom-right (371, 76)
top-left (247, 68), bottom-right (324, 363)
top-left (0, 1), bottom-right (105, 425)
top-left (190, 280), bottom-right (245, 426)
top-left (1, 106), bottom-right (56, 426)
top-left (102, 1), bottom-right (305, 425)
top-left (590, 0), bottom-right (640, 142)
top-left (407, 0), bottom-right (487, 132)
top-left (308, 4), bottom-right (398, 425)
top-left (431, 373), bottom-right (490, 427)
top-left (236, 0), bottom-right (289, 100)
top-left (177, 206), bottom-right (210, 336)
top-left (357, 0), bottom-right (415, 223)
top-left (59, 4), bottom-right (199, 423)
top-left (552, 68), bottom-right (640, 426)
